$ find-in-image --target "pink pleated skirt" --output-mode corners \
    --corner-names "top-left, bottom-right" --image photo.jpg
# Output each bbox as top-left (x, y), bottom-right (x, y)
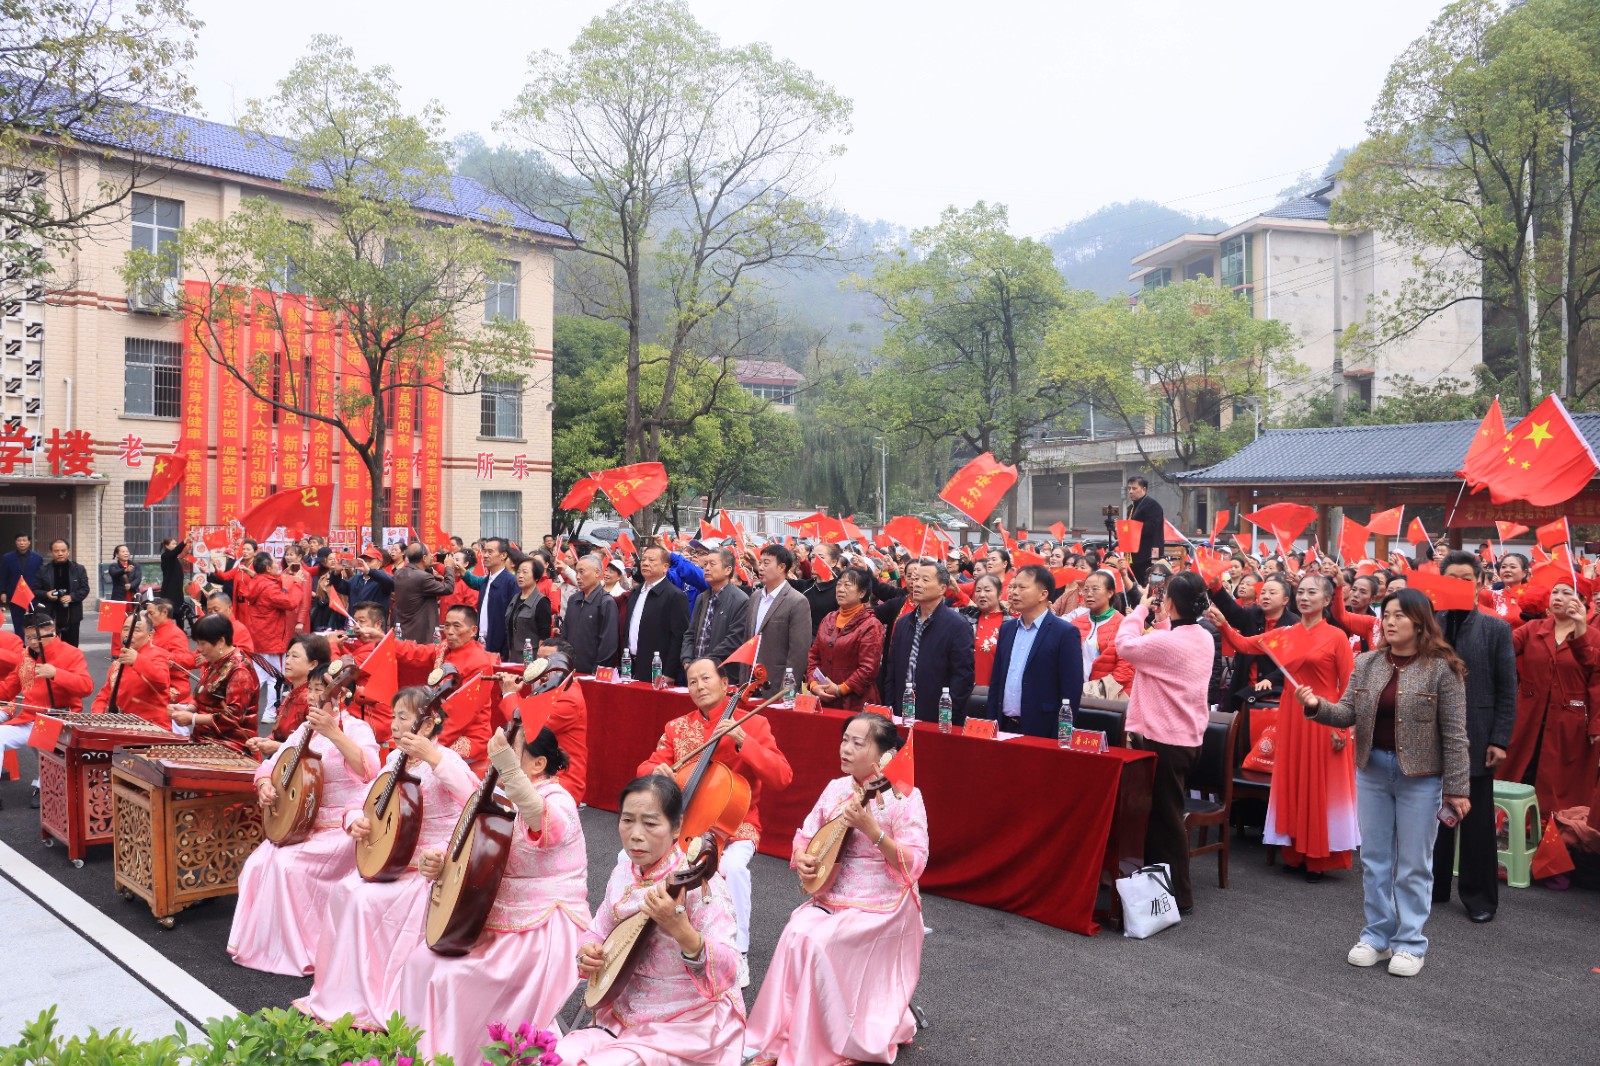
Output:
top-left (227, 827), bottom-right (358, 976)
top-left (393, 911), bottom-right (587, 1066)
top-left (557, 995), bottom-right (746, 1066)
top-left (744, 894), bottom-right (922, 1066)
top-left (293, 869), bottom-right (431, 1028)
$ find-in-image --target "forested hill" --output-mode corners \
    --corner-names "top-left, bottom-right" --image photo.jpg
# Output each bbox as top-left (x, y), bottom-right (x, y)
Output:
top-left (1044, 200), bottom-right (1231, 298)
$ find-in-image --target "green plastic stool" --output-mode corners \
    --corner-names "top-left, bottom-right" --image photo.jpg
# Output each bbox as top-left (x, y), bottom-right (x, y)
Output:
top-left (1493, 781), bottom-right (1541, 889)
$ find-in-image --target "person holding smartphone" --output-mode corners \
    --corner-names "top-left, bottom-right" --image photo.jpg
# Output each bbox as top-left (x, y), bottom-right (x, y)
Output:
top-left (1296, 588), bottom-right (1470, 978)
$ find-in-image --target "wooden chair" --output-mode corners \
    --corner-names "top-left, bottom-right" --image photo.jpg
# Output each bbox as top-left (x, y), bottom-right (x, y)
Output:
top-left (1185, 710), bottom-right (1241, 888)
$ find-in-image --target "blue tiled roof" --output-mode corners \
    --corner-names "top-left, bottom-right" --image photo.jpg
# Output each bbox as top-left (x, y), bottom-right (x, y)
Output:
top-left (1260, 179), bottom-right (1334, 222)
top-left (80, 105), bottom-right (575, 242)
top-left (1177, 414), bottom-right (1600, 485)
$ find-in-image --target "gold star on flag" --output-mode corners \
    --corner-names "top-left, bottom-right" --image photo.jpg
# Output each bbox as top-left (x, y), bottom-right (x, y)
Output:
top-left (1524, 421), bottom-right (1553, 448)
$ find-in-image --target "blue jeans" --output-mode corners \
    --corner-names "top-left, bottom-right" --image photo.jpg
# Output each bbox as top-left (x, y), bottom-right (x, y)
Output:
top-left (1357, 749), bottom-right (1443, 956)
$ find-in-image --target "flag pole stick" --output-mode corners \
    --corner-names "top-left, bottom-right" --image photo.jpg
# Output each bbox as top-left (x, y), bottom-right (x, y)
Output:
top-left (1443, 480), bottom-right (1469, 533)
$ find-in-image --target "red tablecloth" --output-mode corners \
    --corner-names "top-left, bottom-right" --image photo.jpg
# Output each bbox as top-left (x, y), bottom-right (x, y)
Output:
top-left (579, 679), bottom-right (1153, 935)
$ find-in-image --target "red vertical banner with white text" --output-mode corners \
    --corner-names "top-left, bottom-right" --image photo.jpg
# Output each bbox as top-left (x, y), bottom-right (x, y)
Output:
top-left (215, 293), bottom-right (247, 518)
top-left (338, 330), bottom-right (371, 530)
top-left (243, 292), bottom-right (276, 506)
top-left (419, 348), bottom-right (445, 543)
top-left (307, 305), bottom-right (336, 488)
top-left (179, 280), bottom-right (211, 531)
top-left (276, 295), bottom-right (307, 491)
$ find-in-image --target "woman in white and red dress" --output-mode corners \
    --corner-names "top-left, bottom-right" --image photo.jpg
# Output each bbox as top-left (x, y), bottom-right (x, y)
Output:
top-left (228, 665), bottom-right (379, 975)
top-left (294, 686), bottom-right (479, 1028)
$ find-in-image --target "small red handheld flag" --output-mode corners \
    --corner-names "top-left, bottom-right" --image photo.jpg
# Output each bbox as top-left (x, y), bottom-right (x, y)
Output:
top-left (1457, 398), bottom-right (1508, 487)
top-left (1535, 517), bottom-right (1571, 551)
top-left (1210, 510), bottom-right (1231, 545)
top-left (96, 600), bottom-right (130, 633)
top-left (1368, 506), bottom-right (1404, 537)
top-left (722, 635), bottom-right (761, 669)
top-left (144, 449), bottom-right (187, 508)
top-left (10, 578), bottom-right (33, 613)
top-left (1243, 503), bottom-right (1318, 544)
top-left (1338, 517), bottom-right (1371, 567)
top-left (27, 715), bottom-right (64, 752)
top-left (1049, 521), bottom-right (1068, 542)
top-left (325, 585), bottom-right (351, 620)
top-left (1405, 517), bottom-right (1430, 547)
top-left (1406, 570), bottom-right (1478, 611)
top-left (1495, 521), bottom-right (1530, 544)
top-left (1114, 519), bottom-right (1143, 555)
top-left (881, 726), bottom-right (916, 795)
top-left (1255, 624), bottom-right (1318, 690)
top-left (811, 557), bottom-right (834, 582)
top-left (356, 629), bottom-right (399, 705)
top-left (1530, 815), bottom-right (1574, 881)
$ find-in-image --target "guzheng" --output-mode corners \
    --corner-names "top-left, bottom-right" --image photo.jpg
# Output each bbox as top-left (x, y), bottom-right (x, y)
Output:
top-left (37, 713), bottom-right (186, 864)
top-left (111, 743), bottom-right (263, 928)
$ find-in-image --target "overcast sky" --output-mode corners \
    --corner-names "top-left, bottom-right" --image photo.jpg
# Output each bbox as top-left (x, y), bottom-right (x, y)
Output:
top-left (185, 0), bottom-right (1448, 237)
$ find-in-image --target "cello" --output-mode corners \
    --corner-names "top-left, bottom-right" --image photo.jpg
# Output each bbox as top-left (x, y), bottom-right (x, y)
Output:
top-left (262, 655), bottom-right (359, 846)
top-left (354, 664), bottom-right (462, 881)
top-left (424, 654), bottom-right (570, 956)
top-left (670, 666), bottom-right (785, 852)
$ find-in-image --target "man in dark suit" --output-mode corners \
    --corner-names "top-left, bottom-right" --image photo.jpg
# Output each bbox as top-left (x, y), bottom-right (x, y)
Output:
top-left (625, 544), bottom-right (690, 683)
top-left (882, 559), bottom-right (975, 724)
top-left (1126, 475), bottom-right (1165, 584)
top-left (0, 533), bottom-right (44, 635)
top-left (33, 539), bottom-right (90, 646)
top-left (391, 545), bottom-right (455, 643)
top-left (746, 543), bottom-right (811, 697)
top-left (984, 564), bottom-right (1083, 738)
top-left (1433, 550), bottom-right (1517, 923)
top-left (682, 547), bottom-right (750, 677)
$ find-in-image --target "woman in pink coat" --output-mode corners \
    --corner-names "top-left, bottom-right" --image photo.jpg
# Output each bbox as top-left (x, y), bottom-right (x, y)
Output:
top-left (561, 775), bottom-right (744, 1066)
top-left (393, 723), bottom-right (591, 1064)
top-left (745, 712), bottom-right (928, 1066)
top-left (294, 686), bottom-right (480, 1027)
top-left (228, 667), bottom-right (379, 975)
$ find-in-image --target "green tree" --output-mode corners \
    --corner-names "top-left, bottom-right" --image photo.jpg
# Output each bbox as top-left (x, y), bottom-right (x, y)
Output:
top-left (122, 37), bottom-right (540, 536)
top-left (1043, 279), bottom-right (1302, 478)
top-left (499, 0), bottom-right (851, 534)
top-left (856, 202), bottom-right (1085, 526)
top-left (1282, 372), bottom-right (1494, 428)
top-left (1, 0), bottom-right (199, 269)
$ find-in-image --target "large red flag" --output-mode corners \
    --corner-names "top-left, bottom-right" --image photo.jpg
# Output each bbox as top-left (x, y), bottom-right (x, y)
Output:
top-left (1243, 503), bottom-right (1318, 544)
top-left (1456, 397), bottom-right (1508, 486)
top-left (559, 477), bottom-right (599, 511)
top-left (592, 463), bottom-right (669, 517)
top-left (1338, 517), bottom-right (1371, 566)
top-left (1482, 395), bottom-right (1599, 506)
top-left (1406, 570), bottom-right (1478, 611)
top-left (143, 448), bottom-right (187, 508)
top-left (1406, 517), bottom-right (1430, 547)
top-left (239, 483), bottom-right (334, 541)
top-left (938, 452), bottom-right (1018, 524)
top-left (1368, 506), bottom-right (1404, 537)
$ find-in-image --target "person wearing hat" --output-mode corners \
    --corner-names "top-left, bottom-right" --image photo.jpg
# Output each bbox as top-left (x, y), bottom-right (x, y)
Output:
top-left (339, 548), bottom-right (394, 624)
top-left (601, 556), bottom-right (630, 602)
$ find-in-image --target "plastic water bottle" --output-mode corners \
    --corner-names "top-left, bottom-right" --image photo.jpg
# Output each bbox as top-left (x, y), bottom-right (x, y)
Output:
top-left (782, 667), bottom-right (796, 700)
top-left (650, 651), bottom-right (663, 683)
top-left (900, 683), bottom-right (916, 727)
top-left (620, 649), bottom-right (633, 682)
top-left (523, 638), bottom-right (535, 665)
top-left (1058, 698), bottom-right (1075, 749)
top-left (938, 687), bottom-right (953, 734)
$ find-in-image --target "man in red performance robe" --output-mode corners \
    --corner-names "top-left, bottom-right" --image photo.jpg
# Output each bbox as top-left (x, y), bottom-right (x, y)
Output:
top-left (171, 613), bottom-right (260, 752)
top-left (639, 655), bottom-right (793, 986)
top-left (91, 615), bottom-right (174, 727)
top-left (330, 603), bottom-right (395, 744)
top-left (388, 603), bottom-right (496, 770)
top-left (497, 636), bottom-right (589, 804)
top-left (145, 598), bottom-right (197, 698)
top-left (0, 614), bottom-right (95, 803)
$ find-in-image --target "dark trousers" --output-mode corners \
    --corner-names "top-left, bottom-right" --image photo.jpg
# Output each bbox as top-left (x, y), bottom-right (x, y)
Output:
top-left (1432, 772), bottom-right (1497, 914)
top-left (1129, 734), bottom-right (1201, 910)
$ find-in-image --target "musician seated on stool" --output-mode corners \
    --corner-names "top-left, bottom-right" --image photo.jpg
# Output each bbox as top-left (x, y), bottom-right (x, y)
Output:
top-left (562, 775), bottom-right (744, 1066)
top-left (639, 656), bottom-right (793, 988)
top-left (0, 615), bottom-right (95, 801)
top-left (90, 614), bottom-right (172, 727)
top-left (505, 636), bottom-right (588, 805)
top-left (169, 613), bottom-right (259, 751)
top-left (248, 634), bottom-right (331, 758)
top-left (746, 712), bottom-right (928, 1066)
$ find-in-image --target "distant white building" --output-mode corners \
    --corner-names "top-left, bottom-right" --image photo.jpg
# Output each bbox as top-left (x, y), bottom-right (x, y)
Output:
top-left (735, 360), bottom-right (803, 408)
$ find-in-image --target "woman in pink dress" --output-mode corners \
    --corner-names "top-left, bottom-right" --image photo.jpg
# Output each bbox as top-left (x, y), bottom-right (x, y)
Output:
top-left (393, 723), bottom-right (590, 1064)
top-left (744, 712), bottom-right (927, 1066)
top-left (294, 686), bottom-right (480, 1027)
top-left (560, 775), bottom-right (744, 1066)
top-left (228, 664), bottom-right (380, 975)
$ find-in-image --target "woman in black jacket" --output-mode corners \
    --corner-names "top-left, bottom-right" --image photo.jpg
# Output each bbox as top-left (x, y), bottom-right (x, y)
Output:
top-left (503, 556), bottom-right (552, 663)
top-left (108, 544), bottom-right (138, 603)
top-left (1210, 572), bottom-right (1300, 713)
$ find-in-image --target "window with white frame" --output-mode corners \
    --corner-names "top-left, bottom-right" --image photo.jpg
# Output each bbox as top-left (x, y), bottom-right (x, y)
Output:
top-left (130, 194), bottom-right (183, 277)
top-left (480, 376), bottom-right (522, 439)
top-left (123, 338), bottom-right (182, 418)
top-left (484, 260), bottom-right (519, 322)
top-left (123, 480), bottom-right (179, 557)
top-left (480, 490), bottom-right (522, 542)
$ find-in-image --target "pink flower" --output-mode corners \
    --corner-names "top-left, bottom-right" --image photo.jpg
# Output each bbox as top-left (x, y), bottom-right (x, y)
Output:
top-left (487, 1022), bottom-right (509, 1044)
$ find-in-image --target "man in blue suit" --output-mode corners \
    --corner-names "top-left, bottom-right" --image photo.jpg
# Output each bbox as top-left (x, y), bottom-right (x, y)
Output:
top-left (475, 537), bottom-right (519, 656)
top-left (881, 559), bottom-right (975, 724)
top-left (985, 564), bottom-right (1083, 738)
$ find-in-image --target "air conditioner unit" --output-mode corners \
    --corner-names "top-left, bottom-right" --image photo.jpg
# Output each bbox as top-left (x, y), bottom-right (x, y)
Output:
top-left (127, 277), bottom-right (179, 315)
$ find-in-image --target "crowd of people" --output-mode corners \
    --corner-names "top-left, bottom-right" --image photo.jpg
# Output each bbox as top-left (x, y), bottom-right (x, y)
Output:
top-left (0, 472), bottom-right (1595, 1062)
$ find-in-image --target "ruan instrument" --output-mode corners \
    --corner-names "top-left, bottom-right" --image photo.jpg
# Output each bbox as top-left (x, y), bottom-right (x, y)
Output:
top-left (261, 655), bottom-right (358, 846)
top-left (354, 665), bottom-right (462, 882)
top-left (424, 655), bottom-right (570, 956)
top-left (583, 832), bottom-right (720, 1012)
top-left (672, 668), bottom-right (781, 852)
top-left (799, 756), bottom-right (895, 896)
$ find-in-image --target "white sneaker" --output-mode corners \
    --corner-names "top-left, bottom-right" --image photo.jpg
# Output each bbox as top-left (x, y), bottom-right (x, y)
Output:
top-left (1388, 951), bottom-right (1425, 977)
top-left (737, 952), bottom-right (751, 988)
top-left (1347, 942), bottom-right (1392, 967)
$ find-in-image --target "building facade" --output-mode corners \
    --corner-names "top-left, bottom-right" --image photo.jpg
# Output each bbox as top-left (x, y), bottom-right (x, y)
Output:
top-left (0, 108), bottom-right (570, 593)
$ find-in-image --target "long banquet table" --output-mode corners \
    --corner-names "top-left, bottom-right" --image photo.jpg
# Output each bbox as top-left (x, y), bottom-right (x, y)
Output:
top-left (578, 678), bottom-right (1154, 936)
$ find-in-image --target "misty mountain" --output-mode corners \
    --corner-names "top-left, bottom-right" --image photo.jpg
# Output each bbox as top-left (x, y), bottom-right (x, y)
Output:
top-left (1043, 201), bottom-right (1232, 299)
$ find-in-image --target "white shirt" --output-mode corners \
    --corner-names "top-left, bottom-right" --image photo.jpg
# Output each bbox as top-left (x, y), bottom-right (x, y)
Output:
top-left (753, 584), bottom-right (782, 634)
top-left (628, 578), bottom-right (664, 655)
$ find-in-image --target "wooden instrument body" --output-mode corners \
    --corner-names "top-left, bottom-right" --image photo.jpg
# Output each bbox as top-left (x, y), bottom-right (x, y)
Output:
top-left (799, 778), bottom-right (891, 896)
top-left (355, 767), bottom-right (423, 881)
top-left (262, 747), bottom-right (324, 846)
top-left (675, 759), bottom-right (751, 851)
top-left (424, 800), bottom-right (515, 955)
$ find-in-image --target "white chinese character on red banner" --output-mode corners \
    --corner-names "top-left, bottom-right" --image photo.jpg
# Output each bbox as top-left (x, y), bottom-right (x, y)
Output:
top-left (118, 433), bottom-right (144, 468)
top-left (383, 448), bottom-right (394, 477)
top-left (511, 453), bottom-right (529, 480)
top-left (476, 452), bottom-right (495, 479)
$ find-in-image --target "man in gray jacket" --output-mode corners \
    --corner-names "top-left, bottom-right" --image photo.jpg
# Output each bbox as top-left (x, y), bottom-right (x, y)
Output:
top-left (1432, 550), bottom-right (1517, 923)
top-left (391, 545), bottom-right (455, 643)
top-left (746, 543), bottom-right (812, 698)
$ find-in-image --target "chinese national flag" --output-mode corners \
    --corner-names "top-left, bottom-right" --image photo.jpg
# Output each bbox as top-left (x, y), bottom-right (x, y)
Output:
top-left (443, 673), bottom-right (497, 721)
top-left (239, 483), bottom-right (334, 541)
top-left (357, 629), bottom-right (399, 705)
top-left (1482, 395), bottom-right (1599, 507)
top-left (510, 681), bottom-right (563, 739)
top-left (1049, 521), bottom-right (1068, 542)
top-left (998, 520), bottom-right (1015, 550)
top-left (201, 529), bottom-right (231, 552)
top-left (559, 477), bottom-right (598, 511)
top-left (1236, 532), bottom-right (1253, 554)
top-left (1406, 517), bottom-right (1430, 547)
top-left (816, 517), bottom-right (849, 544)
top-left (938, 452), bottom-right (1018, 524)
top-left (1210, 510), bottom-right (1231, 545)
top-left (143, 449), bottom-right (187, 508)
top-left (811, 556), bottom-right (834, 582)
top-left (787, 512), bottom-right (827, 537)
top-left (698, 519), bottom-right (720, 542)
top-left (881, 726), bottom-right (915, 795)
top-left (840, 515), bottom-right (865, 545)
top-left (1530, 815), bottom-right (1575, 880)
top-left (1338, 517), bottom-right (1371, 566)
top-left (1012, 548), bottom-right (1047, 568)
top-left (10, 577), bottom-right (33, 613)
top-left (1495, 521), bottom-right (1530, 544)
top-left (1368, 506), bottom-right (1404, 537)
top-left (614, 532), bottom-right (636, 562)
top-left (723, 635), bottom-right (761, 669)
top-left (718, 511), bottom-right (740, 542)
top-left (27, 715), bottom-right (63, 752)
top-left (882, 516), bottom-right (928, 550)
top-left (326, 585), bottom-right (351, 620)
top-left (1535, 517), bottom-right (1570, 550)
top-left (1052, 565), bottom-right (1092, 588)
top-left (1163, 519), bottom-right (1189, 546)
top-left (1243, 503), bottom-right (1318, 544)
top-left (1255, 624), bottom-right (1318, 689)
top-left (1193, 546), bottom-right (1232, 586)
top-left (1457, 397), bottom-right (1508, 486)
top-left (1406, 570), bottom-right (1478, 611)
top-left (96, 600), bottom-right (130, 633)
top-left (593, 462), bottom-right (669, 518)
top-left (1114, 519), bottom-right (1143, 555)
